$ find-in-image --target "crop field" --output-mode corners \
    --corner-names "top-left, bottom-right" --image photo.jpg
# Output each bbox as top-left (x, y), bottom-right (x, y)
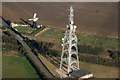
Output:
top-left (2, 55), bottom-right (39, 78)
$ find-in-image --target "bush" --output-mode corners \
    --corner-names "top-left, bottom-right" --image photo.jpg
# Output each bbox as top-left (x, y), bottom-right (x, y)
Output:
top-left (78, 44), bottom-right (104, 55)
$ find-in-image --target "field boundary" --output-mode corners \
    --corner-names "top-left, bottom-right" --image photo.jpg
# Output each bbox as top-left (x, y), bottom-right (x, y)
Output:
top-left (38, 54), bottom-right (60, 77)
top-left (35, 28), bottom-right (50, 37)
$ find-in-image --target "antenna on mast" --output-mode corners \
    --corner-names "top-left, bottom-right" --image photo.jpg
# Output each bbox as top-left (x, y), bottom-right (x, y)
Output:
top-left (56, 6), bottom-right (93, 79)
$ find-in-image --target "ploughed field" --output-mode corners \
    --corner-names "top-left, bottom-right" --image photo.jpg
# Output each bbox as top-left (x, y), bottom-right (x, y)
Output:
top-left (2, 2), bottom-right (118, 37)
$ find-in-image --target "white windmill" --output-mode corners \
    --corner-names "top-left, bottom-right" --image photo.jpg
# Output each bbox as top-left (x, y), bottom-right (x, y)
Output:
top-left (29, 13), bottom-right (40, 28)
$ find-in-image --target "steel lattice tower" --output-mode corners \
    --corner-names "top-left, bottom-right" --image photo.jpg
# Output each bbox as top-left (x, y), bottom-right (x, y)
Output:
top-left (59, 6), bottom-right (79, 75)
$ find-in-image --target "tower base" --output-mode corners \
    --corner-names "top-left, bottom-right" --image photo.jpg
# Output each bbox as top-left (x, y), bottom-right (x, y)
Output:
top-left (56, 68), bottom-right (70, 78)
top-left (69, 69), bottom-right (93, 79)
top-left (56, 68), bottom-right (93, 79)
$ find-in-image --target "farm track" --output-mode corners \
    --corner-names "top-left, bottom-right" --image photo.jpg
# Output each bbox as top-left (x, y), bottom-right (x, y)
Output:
top-left (35, 28), bottom-right (50, 37)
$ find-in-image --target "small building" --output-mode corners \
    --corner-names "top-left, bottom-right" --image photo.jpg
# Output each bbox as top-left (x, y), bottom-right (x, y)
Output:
top-left (70, 69), bottom-right (93, 79)
top-left (11, 22), bottom-right (18, 27)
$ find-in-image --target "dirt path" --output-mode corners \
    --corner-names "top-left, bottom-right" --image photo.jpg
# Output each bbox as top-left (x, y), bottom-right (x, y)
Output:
top-left (35, 28), bottom-right (50, 37)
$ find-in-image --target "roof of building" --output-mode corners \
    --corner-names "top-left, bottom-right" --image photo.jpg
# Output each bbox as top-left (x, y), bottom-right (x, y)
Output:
top-left (70, 69), bottom-right (91, 78)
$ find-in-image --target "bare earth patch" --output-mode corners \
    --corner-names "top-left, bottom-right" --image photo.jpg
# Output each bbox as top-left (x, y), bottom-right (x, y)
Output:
top-left (4, 51), bottom-right (18, 57)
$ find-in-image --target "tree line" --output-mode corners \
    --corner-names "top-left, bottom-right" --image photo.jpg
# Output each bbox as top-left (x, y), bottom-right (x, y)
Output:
top-left (3, 31), bottom-right (26, 57)
top-left (78, 43), bottom-right (104, 55)
top-left (24, 38), bottom-right (60, 57)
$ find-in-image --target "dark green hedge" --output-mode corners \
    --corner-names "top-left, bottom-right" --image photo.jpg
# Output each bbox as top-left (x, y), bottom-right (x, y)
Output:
top-left (23, 36), bottom-right (119, 67)
top-left (78, 44), bottom-right (104, 55)
top-left (30, 26), bottom-right (46, 35)
top-left (3, 31), bottom-right (25, 57)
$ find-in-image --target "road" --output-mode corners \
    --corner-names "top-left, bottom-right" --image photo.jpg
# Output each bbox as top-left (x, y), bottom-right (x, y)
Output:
top-left (7, 27), bottom-right (54, 78)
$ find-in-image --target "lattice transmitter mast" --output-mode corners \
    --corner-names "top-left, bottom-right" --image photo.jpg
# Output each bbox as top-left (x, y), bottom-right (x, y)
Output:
top-left (59, 6), bottom-right (79, 75)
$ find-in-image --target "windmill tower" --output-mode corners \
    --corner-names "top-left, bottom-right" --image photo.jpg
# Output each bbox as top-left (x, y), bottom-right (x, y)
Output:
top-left (59, 6), bottom-right (79, 75)
top-left (29, 13), bottom-right (39, 28)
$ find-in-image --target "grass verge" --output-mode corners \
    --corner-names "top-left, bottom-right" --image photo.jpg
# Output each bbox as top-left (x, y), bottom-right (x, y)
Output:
top-left (2, 55), bottom-right (39, 78)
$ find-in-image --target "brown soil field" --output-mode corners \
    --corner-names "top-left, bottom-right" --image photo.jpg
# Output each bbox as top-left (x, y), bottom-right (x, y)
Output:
top-left (2, 2), bottom-right (118, 37)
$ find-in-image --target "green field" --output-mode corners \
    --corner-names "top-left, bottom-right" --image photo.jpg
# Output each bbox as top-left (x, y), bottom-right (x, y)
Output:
top-left (15, 26), bottom-right (118, 51)
top-left (45, 55), bottom-right (118, 78)
top-left (14, 26), bottom-right (36, 34)
top-left (79, 61), bottom-right (118, 78)
top-left (77, 33), bottom-right (118, 50)
top-left (2, 55), bottom-right (39, 78)
top-left (14, 26), bottom-right (46, 35)
top-left (36, 28), bottom-right (118, 51)
top-left (11, 26), bottom-right (119, 78)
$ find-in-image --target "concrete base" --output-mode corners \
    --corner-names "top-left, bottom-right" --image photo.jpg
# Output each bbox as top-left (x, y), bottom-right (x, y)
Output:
top-left (56, 68), bottom-right (68, 78)
top-left (56, 68), bottom-right (93, 79)
top-left (70, 69), bottom-right (93, 79)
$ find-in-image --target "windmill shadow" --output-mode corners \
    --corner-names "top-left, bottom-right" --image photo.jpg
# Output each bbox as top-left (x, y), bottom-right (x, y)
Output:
top-left (0, 16), bottom-right (12, 26)
top-left (20, 18), bottom-right (32, 27)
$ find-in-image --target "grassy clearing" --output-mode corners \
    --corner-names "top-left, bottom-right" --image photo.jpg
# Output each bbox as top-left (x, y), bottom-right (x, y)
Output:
top-left (39, 28), bottom-right (64, 39)
top-left (77, 32), bottom-right (118, 50)
top-left (36, 28), bottom-right (64, 51)
top-left (35, 27), bottom-right (49, 37)
top-left (14, 26), bottom-right (47, 36)
top-left (14, 26), bottom-right (36, 34)
top-left (2, 55), bottom-right (39, 78)
top-left (31, 26), bottom-right (46, 36)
